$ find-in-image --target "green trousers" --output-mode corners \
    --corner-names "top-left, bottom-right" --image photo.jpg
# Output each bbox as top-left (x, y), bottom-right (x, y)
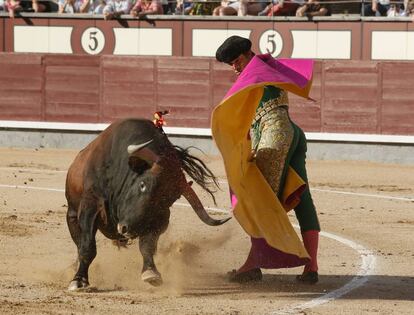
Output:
top-left (252, 86), bottom-right (320, 232)
top-left (280, 120), bottom-right (320, 232)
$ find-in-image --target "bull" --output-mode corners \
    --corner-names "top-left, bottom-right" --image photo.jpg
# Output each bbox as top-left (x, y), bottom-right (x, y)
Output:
top-left (65, 118), bottom-right (230, 291)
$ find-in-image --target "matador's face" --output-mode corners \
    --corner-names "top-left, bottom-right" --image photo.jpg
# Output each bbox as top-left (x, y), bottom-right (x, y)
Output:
top-left (229, 51), bottom-right (254, 76)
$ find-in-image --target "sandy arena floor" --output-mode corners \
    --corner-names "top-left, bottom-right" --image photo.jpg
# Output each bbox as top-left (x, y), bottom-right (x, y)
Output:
top-left (0, 147), bottom-right (413, 315)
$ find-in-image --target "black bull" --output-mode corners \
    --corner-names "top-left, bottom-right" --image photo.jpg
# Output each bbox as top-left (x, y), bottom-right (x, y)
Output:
top-left (65, 119), bottom-right (230, 291)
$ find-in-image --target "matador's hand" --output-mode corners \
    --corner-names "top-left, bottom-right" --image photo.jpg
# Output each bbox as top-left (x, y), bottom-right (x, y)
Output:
top-left (247, 149), bottom-right (257, 162)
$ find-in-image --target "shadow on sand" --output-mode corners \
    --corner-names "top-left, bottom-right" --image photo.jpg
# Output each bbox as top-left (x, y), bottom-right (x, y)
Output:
top-left (180, 274), bottom-right (414, 301)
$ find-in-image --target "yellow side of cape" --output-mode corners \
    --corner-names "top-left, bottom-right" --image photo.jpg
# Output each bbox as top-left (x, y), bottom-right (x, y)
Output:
top-left (211, 82), bottom-right (312, 259)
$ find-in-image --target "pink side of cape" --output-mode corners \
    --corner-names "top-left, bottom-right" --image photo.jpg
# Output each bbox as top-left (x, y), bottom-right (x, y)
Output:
top-left (224, 54), bottom-right (314, 100)
top-left (231, 192), bottom-right (309, 269)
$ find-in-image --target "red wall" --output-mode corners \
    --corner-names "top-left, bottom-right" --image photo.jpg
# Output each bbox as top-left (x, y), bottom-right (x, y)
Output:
top-left (0, 53), bottom-right (413, 136)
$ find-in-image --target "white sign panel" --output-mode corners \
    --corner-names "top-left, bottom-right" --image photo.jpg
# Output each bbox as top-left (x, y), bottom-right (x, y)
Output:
top-left (372, 31), bottom-right (414, 60)
top-left (291, 30), bottom-right (351, 59)
top-left (14, 26), bottom-right (73, 54)
top-left (192, 29), bottom-right (251, 57)
top-left (113, 28), bottom-right (172, 56)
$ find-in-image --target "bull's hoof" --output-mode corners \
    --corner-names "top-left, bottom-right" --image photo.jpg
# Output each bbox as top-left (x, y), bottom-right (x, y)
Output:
top-left (68, 277), bottom-right (90, 291)
top-left (141, 269), bottom-right (163, 287)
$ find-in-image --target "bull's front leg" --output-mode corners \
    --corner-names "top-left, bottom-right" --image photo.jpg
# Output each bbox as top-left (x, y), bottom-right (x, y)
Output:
top-left (68, 196), bottom-right (98, 291)
top-left (139, 231), bottom-right (163, 286)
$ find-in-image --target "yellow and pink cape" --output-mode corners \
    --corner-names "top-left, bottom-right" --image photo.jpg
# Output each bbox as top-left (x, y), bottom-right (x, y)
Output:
top-left (211, 54), bottom-right (314, 259)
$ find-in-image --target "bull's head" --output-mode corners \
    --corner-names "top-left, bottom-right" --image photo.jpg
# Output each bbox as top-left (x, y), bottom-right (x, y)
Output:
top-left (117, 139), bottom-right (229, 238)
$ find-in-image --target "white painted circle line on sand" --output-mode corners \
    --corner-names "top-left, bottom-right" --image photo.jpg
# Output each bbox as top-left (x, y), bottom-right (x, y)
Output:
top-left (0, 183), bottom-right (378, 314)
top-left (0, 167), bottom-right (67, 173)
top-left (271, 228), bottom-right (377, 315)
top-left (217, 179), bottom-right (413, 202)
top-left (0, 184), bottom-right (65, 192)
top-left (311, 188), bottom-right (413, 202)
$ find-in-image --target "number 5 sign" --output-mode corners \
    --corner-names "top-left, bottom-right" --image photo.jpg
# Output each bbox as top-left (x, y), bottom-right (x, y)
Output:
top-left (81, 27), bottom-right (105, 55)
top-left (259, 30), bottom-right (283, 57)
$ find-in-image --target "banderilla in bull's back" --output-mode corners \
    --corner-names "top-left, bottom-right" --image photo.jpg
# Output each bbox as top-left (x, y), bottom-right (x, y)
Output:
top-left (65, 117), bottom-right (230, 291)
top-left (153, 110), bottom-right (170, 131)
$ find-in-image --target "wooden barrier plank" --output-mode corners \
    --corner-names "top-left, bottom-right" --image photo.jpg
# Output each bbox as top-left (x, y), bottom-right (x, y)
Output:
top-left (44, 55), bottom-right (100, 122)
top-left (0, 54), bottom-right (43, 120)
top-left (211, 61), bottom-right (234, 107)
top-left (381, 63), bottom-right (414, 135)
top-left (157, 58), bottom-right (211, 127)
top-left (101, 56), bottom-right (156, 121)
top-left (290, 61), bottom-right (322, 132)
top-left (321, 61), bottom-right (379, 133)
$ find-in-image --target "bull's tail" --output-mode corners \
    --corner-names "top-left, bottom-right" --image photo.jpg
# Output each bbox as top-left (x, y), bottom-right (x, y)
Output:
top-left (173, 146), bottom-right (219, 205)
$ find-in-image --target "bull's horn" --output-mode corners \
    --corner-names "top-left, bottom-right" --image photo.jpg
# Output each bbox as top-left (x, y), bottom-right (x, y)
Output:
top-left (127, 139), bottom-right (154, 155)
top-left (181, 183), bottom-right (231, 226)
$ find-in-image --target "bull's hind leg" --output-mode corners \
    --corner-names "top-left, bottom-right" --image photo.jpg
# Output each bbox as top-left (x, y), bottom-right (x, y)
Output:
top-left (139, 231), bottom-right (163, 286)
top-left (68, 196), bottom-right (99, 291)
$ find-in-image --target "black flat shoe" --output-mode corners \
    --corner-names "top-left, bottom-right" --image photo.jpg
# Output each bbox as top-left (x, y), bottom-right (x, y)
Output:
top-left (296, 271), bottom-right (319, 284)
top-left (227, 268), bottom-right (262, 283)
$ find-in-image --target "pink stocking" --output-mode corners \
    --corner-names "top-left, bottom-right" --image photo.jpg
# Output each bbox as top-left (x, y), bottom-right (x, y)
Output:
top-left (302, 230), bottom-right (319, 272)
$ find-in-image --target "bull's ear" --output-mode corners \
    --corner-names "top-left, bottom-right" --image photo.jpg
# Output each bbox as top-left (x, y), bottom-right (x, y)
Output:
top-left (128, 156), bottom-right (150, 174)
top-left (127, 142), bottom-right (162, 175)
